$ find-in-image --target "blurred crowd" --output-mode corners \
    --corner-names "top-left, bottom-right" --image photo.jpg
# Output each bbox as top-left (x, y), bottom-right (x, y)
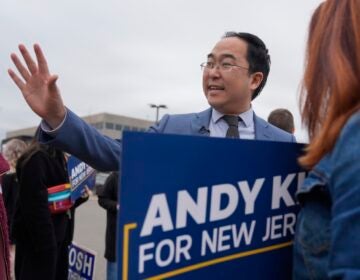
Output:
top-left (0, 136), bottom-right (119, 280)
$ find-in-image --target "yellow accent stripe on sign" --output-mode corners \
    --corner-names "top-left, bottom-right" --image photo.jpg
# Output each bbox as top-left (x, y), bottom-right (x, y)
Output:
top-left (122, 223), bottom-right (137, 280)
top-left (145, 241), bottom-right (293, 280)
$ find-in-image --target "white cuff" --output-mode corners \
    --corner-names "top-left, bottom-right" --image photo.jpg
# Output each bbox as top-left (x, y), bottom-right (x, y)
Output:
top-left (40, 109), bottom-right (68, 136)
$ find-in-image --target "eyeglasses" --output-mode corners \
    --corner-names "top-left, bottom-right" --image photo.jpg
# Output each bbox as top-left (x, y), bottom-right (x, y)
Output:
top-left (200, 61), bottom-right (249, 72)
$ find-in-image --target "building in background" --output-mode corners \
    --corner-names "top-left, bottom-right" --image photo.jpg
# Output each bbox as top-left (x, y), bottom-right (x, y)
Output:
top-left (3, 113), bottom-right (153, 192)
top-left (4, 112), bottom-right (153, 142)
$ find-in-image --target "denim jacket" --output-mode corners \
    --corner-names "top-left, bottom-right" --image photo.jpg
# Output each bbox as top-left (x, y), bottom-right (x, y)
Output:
top-left (293, 111), bottom-right (360, 280)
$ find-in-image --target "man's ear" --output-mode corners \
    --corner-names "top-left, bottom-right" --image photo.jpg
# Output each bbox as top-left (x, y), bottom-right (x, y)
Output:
top-left (249, 72), bottom-right (264, 91)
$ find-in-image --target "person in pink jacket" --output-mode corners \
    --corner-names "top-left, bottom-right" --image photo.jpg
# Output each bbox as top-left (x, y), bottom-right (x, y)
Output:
top-left (0, 154), bottom-right (10, 280)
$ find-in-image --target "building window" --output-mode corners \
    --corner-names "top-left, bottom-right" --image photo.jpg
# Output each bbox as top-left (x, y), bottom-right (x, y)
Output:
top-left (115, 124), bottom-right (122, 131)
top-left (123, 125), bottom-right (130, 131)
top-left (106, 122), bottom-right (114, 130)
top-left (132, 127), bottom-right (138, 131)
top-left (92, 122), bottom-right (104, 129)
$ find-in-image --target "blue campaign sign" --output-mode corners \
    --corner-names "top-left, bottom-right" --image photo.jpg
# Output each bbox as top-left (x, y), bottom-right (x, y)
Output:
top-left (67, 155), bottom-right (96, 202)
top-left (68, 242), bottom-right (96, 280)
top-left (118, 132), bottom-right (306, 280)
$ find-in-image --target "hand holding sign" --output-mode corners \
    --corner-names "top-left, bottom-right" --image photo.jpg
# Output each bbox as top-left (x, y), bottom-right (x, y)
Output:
top-left (67, 156), bottom-right (96, 202)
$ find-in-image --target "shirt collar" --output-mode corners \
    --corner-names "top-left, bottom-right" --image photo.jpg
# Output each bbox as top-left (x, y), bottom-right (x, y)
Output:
top-left (211, 107), bottom-right (254, 127)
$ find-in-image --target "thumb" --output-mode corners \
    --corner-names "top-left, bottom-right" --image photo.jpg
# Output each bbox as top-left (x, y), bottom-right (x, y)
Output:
top-left (48, 74), bottom-right (58, 91)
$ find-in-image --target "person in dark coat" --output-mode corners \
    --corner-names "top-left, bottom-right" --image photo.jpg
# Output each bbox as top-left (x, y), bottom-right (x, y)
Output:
top-left (2, 140), bottom-right (27, 233)
top-left (98, 171), bottom-right (119, 280)
top-left (2, 138), bottom-right (27, 279)
top-left (13, 140), bottom-right (87, 280)
top-left (1, 174), bottom-right (19, 244)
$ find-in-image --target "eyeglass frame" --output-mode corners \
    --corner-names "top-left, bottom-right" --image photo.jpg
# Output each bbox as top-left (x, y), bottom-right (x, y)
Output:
top-left (200, 61), bottom-right (249, 72)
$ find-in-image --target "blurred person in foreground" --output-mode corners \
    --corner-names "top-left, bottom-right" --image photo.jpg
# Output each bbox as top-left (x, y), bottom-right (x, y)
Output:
top-left (267, 108), bottom-right (295, 134)
top-left (13, 138), bottom-right (88, 280)
top-left (7, 31), bottom-right (295, 173)
top-left (2, 138), bottom-right (27, 279)
top-left (0, 154), bottom-right (10, 280)
top-left (293, 0), bottom-right (360, 279)
top-left (98, 171), bottom-right (119, 280)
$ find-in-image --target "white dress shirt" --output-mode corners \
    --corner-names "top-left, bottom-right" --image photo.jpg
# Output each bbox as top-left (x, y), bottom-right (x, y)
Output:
top-left (209, 108), bottom-right (255, 139)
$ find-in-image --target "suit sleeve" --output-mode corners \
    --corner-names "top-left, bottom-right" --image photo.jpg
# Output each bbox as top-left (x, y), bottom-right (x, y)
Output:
top-left (39, 110), bottom-right (169, 172)
top-left (39, 109), bottom-right (123, 172)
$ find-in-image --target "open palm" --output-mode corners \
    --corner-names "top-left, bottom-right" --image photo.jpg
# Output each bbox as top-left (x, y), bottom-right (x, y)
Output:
top-left (8, 44), bottom-right (66, 128)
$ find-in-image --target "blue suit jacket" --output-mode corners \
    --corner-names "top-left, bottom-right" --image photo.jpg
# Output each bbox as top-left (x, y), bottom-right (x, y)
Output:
top-left (40, 108), bottom-right (296, 171)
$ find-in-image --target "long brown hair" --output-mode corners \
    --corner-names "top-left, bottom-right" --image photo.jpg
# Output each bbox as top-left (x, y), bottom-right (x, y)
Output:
top-left (300, 0), bottom-right (360, 168)
top-left (16, 127), bottom-right (66, 176)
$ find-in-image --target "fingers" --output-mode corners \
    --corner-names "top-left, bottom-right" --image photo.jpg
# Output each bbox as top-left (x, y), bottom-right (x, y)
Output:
top-left (9, 43), bottom-right (58, 98)
top-left (10, 53), bottom-right (31, 82)
top-left (8, 69), bottom-right (25, 91)
top-left (34, 44), bottom-right (50, 74)
top-left (18, 44), bottom-right (38, 75)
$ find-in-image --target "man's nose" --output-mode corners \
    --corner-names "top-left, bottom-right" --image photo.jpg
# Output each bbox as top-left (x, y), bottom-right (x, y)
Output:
top-left (208, 65), bottom-right (221, 77)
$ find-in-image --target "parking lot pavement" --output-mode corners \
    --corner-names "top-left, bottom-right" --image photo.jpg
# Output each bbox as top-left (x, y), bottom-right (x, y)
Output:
top-left (73, 195), bottom-right (107, 279)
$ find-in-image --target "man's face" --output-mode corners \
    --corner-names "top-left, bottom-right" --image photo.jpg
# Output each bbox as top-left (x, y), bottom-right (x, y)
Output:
top-left (202, 37), bottom-right (262, 114)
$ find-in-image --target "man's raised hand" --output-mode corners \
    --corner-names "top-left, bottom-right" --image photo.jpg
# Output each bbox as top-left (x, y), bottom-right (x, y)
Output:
top-left (8, 44), bottom-right (66, 128)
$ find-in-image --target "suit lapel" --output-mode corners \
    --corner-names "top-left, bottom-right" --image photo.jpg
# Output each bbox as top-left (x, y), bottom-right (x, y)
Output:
top-left (190, 108), bottom-right (212, 136)
top-left (189, 109), bottom-right (273, 140)
top-left (254, 113), bottom-right (273, 140)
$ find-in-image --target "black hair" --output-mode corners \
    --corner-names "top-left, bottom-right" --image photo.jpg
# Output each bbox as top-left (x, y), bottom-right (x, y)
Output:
top-left (223, 32), bottom-right (271, 100)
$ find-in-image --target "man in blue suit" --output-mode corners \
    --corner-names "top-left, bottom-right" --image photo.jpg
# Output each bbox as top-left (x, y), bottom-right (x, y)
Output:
top-left (8, 32), bottom-right (295, 172)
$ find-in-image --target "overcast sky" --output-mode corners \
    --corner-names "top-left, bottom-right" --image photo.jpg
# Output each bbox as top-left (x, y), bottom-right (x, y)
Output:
top-left (0, 0), bottom-right (322, 142)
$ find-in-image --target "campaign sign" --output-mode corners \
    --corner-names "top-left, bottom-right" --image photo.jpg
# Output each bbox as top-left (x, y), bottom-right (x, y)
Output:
top-left (67, 155), bottom-right (96, 202)
top-left (68, 242), bottom-right (96, 280)
top-left (118, 132), bottom-right (305, 280)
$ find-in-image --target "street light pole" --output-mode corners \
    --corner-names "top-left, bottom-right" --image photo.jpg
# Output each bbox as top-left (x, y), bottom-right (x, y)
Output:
top-left (149, 104), bottom-right (167, 124)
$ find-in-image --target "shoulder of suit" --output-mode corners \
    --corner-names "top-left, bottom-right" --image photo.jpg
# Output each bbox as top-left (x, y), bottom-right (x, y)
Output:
top-left (255, 114), bottom-right (294, 141)
top-left (267, 122), bottom-right (295, 141)
top-left (163, 108), bottom-right (210, 121)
